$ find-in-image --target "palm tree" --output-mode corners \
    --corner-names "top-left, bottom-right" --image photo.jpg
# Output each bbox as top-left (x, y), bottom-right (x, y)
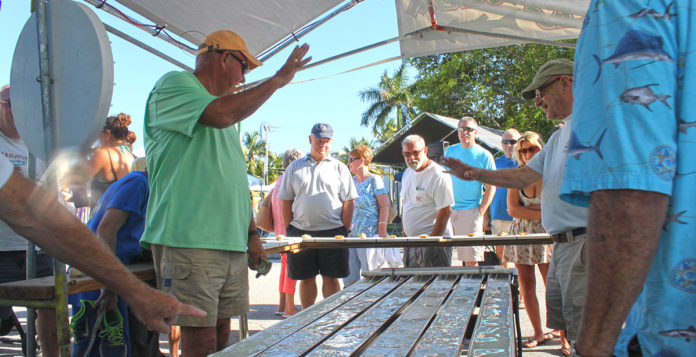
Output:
top-left (266, 151), bottom-right (284, 183)
top-left (373, 119), bottom-right (400, 146)
top-left (359, 64), bottom-right (417, 135)
top-left (336, 137), bottom-right (375, 163)
top-left (242, 131), bottom-right (266, 175)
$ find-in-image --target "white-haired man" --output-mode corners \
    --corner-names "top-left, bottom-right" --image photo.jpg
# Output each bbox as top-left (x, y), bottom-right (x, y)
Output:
top-left (400, 135), bottom-right (454, 268)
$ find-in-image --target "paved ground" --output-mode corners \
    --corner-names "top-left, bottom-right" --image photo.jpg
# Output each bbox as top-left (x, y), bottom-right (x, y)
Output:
top-left (0, 256), bottom-right (567, 356)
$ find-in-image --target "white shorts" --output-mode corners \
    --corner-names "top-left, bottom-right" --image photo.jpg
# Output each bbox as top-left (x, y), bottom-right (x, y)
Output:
top-left (451, 208), bottom-right (484, 262)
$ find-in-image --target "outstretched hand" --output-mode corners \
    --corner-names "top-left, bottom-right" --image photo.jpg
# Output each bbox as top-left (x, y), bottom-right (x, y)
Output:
top-left (275, 44), bottom-right (311, 86)
top-left (440, 157), bottom-right (478, 181)
top-left (130, 287), bottom-right (206, 334)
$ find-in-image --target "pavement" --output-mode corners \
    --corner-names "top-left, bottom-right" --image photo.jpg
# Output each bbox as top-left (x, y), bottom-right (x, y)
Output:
top-left (0, 256), bottom-right (567, 356)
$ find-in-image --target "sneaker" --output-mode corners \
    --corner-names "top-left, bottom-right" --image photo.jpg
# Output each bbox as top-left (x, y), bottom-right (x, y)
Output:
top-left (70, 299), bottom-right (102, 357)
top-left (98, 307), bottom-right (127, 357)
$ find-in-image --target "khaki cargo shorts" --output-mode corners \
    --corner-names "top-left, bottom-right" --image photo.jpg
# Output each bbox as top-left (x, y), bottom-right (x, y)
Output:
top-left (151, 245), bottom-right (249, 327)
top-left (545, 237), bottom-right (587, 340)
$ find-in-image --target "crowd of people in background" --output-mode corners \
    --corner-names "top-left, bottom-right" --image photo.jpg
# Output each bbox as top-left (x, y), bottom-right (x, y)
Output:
top-left (2, 1), bottom-right (695, 355)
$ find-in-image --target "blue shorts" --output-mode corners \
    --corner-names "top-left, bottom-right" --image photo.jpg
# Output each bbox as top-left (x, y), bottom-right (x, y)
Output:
top-left (286, 225), bottom-right (350, 280)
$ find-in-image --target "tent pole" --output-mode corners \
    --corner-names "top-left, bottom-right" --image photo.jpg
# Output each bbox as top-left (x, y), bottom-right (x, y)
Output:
top-left (103, 24), bottom-right (193, 72)
top-left (82, 0), bottom-right (197, 54)
top-left (259, 0), bottom-right (364, 62)
top-left (435, 26), bottom-right (576, 48)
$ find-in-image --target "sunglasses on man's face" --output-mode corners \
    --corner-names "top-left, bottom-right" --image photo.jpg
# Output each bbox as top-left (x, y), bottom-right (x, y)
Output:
top-left (502, 139), bottom-right (517, 145)
top-left (217, 50), bottom-right (249, 75)
top-left (457, 127), bottom-right (476, 133)
top-left (519, 146), bottom-right (540, 155)
top-left (348, 157), bottom-right (361, 163)
top-left (403, 149), bottom-right (424, 158)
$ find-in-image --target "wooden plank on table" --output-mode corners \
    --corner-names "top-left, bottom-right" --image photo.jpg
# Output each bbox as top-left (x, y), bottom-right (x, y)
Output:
top-left (0, 263), bottom-right (156, 300)
top-left (0, 276), bottom-right (55, 300)
top-left (258, 277), bottom-right (408, 356)
top-left (361, 276), bottom-right (455, 356)
top-left (297, 234), bottom-right (552, 249)
top-left (467, 275), bottom-right (516, 357)
top-left (67, 263), bottom-right (156, 294)
top-left (306, 276), bottom-right (430, 356)
top-left (213, 278), bottom-right (384, 356)
top-left (411, 275), bottom-right (484, 356)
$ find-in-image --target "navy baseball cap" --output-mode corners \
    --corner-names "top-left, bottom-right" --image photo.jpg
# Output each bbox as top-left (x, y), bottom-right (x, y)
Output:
top-left (311, 123), bottom-right (333, 139)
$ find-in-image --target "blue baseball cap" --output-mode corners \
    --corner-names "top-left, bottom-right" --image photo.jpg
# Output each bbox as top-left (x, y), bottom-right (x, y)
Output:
top-left (311, 123), bottom-right (333, 139)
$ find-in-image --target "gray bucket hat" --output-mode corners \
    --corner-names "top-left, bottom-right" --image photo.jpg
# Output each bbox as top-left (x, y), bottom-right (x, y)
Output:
top-left (521, 59), bottom-right (574, 100)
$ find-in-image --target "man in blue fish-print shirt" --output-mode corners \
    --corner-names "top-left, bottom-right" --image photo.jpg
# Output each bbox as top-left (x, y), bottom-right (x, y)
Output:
top-left (561, 1), bottom-right (696, 356)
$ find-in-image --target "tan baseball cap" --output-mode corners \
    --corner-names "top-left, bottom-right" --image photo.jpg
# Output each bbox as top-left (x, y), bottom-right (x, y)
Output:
top-left (196, 30), bottom-right (263, 70)
top-left (521, 59), bottom-right (574, 100)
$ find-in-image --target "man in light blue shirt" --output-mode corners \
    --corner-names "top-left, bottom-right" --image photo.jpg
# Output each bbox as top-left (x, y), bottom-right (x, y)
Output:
top-left (444, 117), bottom-right (496, 266)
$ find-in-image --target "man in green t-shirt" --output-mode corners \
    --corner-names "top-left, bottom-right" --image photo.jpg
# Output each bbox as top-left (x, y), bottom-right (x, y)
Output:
top-left (141, 30), bottom-right (311, 356)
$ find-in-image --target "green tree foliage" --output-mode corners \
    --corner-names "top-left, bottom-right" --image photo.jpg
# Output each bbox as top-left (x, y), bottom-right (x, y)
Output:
top-left (373, 119), bottom-right (401, 147)
top-left (336, 137), bottom-right (375, 163)
top-left (242, 131), bottom-right (283, 183)
top-left (408, 42), bottom-right (575, 140)
top-left (359, 64), bottom-right (417, 135)
top-left (242, 131), bottom-right (265, 175)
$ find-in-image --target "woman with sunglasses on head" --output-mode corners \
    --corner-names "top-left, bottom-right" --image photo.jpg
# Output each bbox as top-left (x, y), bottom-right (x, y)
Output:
top-left (503, 131), bottom-right (554, 348)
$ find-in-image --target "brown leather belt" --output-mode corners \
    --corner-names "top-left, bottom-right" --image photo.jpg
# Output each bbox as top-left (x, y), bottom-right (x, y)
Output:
top-left (550, 227), bottom-right (587, 243)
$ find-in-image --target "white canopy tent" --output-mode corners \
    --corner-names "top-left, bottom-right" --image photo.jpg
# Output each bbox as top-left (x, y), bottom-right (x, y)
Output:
top-left (109, 0), bottom-right (589, 69)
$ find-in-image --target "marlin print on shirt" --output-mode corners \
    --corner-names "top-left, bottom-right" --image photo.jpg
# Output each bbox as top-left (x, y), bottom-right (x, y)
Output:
top-left (679, 118), bottom-right (696, 134)
top-left (566, 130), bottom-right (606, 160)
top-left (663, 210), bottom-right (687, 232)
top-left (593, 30), bottom-right (673, 84)
top-left (629, 2), bottom-right (676, 20)
top-left (620, 84), bottom-right (671, 111)
top-left (658, 326), bottom-right (696, 342)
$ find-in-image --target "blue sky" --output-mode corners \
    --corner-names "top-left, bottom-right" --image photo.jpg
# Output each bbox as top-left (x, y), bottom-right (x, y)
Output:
top-left (0, 0), bottom-right (405, 156)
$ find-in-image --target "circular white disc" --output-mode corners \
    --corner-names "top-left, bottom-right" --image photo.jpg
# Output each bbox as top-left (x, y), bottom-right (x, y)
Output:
top-left (11, 0), bottom-right (113, 160)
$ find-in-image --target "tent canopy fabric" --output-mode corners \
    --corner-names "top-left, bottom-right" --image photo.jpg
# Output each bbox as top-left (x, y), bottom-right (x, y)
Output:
top-left (372, 112), bottom-right (503, 165)
top-left (113, 0), bottom-right (589, 62)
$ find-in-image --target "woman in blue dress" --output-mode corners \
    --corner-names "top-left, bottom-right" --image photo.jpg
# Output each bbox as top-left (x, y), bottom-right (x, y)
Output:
top-left (342, 145), bottom-right (395, 287)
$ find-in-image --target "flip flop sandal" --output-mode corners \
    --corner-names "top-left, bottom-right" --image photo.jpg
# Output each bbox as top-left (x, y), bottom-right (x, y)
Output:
top-left (522, 338), bottom-right (549, 348)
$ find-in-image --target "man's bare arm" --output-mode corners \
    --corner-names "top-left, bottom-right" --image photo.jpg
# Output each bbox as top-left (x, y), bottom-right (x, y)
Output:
top-left (0, 171), bottom-right (205, 333)
top-left (247, 217), bottom-right (267, 269)
top-left (575, 189), bottom-right (668, 356)
top-left (478, 184), bottom-right (496, 215)
top-left (431, 206), bottom-right (451, 237)
top-left (281, 199), bottom-right (294, 233)
top-left (200, 45), bottom-right (311, 128)
top-left (96, 208), bottom-right (130, 252)
top-left (341, 199), bottom-right (354, 231)
top-left (441, 157), bottom-right (540, 189)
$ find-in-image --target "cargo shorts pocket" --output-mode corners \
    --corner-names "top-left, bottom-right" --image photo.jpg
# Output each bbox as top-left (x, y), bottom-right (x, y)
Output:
top-left (159, 260), bottom-right (191, 293)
